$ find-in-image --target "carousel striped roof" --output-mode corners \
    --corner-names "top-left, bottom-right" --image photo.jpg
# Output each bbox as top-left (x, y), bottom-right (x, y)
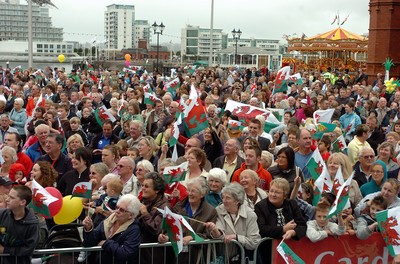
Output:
top-left (306, 27), bottom-right (366, 41)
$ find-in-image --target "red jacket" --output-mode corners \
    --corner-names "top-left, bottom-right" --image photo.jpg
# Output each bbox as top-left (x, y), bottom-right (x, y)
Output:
top-left (231, 162), bottom-right (272, 191)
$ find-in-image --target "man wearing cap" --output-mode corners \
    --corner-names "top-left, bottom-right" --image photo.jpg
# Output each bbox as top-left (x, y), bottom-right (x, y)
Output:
top-left (0, 177), bottom-right (13, 195)
top-left (0, 185), bottom-right (39, 264)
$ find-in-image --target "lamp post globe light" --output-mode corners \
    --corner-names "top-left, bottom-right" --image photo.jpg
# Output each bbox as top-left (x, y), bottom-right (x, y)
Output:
top-left (232, 28), bottom-right (242, 65)
top-left (152, 21), bottom-right (165, 73)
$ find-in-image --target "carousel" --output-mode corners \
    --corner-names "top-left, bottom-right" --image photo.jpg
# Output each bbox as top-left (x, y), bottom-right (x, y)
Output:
top-left (285, 27), bottom-right (368, 72)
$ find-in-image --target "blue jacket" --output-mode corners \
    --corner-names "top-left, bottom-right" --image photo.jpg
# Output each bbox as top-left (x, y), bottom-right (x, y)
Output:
top-left (25, 141), bottom-right (45, 163)
top-left (9, 108), bottom-right (27, 135)
top-left (83, 216), bottom-right (140, 264)
top-left (339, 111), bottom-right (361, 134)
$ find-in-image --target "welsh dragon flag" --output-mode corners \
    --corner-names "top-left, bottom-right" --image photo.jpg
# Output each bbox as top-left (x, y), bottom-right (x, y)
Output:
top-left (274, 66), bottom-right (291, 94)
top-left (158, 206), bottom-right (183, 256)
top-left (267, 108), bottom-right (284, 122)
top-left (312, 165), bottom-right (333, 206)
top-left (169, 114), bottom-right (182, 147)
top-left (228, 120), bottom-right (242, 131)
top-left (31, 93), bottom-right (45, 117)
top-left (164, 77), bottom-right (180, 98)
top-left (71, 182), bottom-right (92, 199)
top-left (157, 206), bottom-right (204, 256)
top-left (94, 105), bottom-right (116, 126)
top-left (277, 240), bottom-right (305, 264)
top-left (183, 85), bottom-right (208, 137)
top-left (144, 92), bottom-right (161, 106)
top-left (163, 162), bottom-right (188, 184)
top-left (305, 148), bottom-right (326, 181)
top-left (225, 100), bottom-right (282, 130)
top-left (313, 109), bottom-right (335, 124)
top-left (29, 180), bottom-right (58, 217)
top-left (376, 207), bottom-right (400, 257)
top-left (345, 118), bottom-right (356, 136)
top-left (326, 173), bottom-right (353, 219)
top-left (143, 84), bottom-right (153, 93)
top-left (331, 166), bottom-right (345, 196)
top-left (12, 65), bottom-right (22, 75)
top-left (314, 122), bottom-right (337, 139)
top-left (331, 135), bottom-right (347, 154)
top-left (288, 73), bottom-right (303, 85)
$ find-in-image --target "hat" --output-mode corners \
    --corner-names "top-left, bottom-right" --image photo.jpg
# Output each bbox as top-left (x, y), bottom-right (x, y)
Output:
top-left (9, 163), bottom-right (26, 182)
top-left (71, 69), bottom-right (77, 73)
top-left (300, 99), bottom-right (308, 104)
top-left (0, 177), bottom-right (13, 186)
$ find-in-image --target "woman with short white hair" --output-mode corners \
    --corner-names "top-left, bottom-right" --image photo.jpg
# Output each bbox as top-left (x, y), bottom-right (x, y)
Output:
top-left (135, 159), bottom-right (154, 198)
top-left (205, 168), bottom-right (227, 207)
top-left (82, 194), bottom-right (141, 264)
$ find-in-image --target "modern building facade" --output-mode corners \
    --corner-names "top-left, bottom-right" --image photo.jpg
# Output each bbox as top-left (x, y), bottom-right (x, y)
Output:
top-left (104, 4), bottom-right (135, 50)
top-left (0, 0), bottom-right (63, 42)
top-left (181, 25), bottom-right (228, 61)
top-left (133, 19), bottom-right (151, 49)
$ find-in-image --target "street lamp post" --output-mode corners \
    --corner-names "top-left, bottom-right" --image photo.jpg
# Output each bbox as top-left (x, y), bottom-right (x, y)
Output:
top-left (232, 28), bottom-right (241, 65)
top-left (152, 21), bottom-right (165, 73)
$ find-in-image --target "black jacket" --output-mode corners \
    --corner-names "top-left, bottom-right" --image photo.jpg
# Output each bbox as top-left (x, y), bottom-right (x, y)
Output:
top-left (0, 208), bottom-right (39, 264)
top-left (213, 154), bottom-right (244, 179)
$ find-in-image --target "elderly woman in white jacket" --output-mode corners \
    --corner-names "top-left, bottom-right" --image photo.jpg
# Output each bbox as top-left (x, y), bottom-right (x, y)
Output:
top-left (205, 182), bottom-right (261, 260)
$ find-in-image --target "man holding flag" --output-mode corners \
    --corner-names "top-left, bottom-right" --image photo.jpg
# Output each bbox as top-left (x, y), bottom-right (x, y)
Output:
top-left (0, 185), bottom-right (39, 264)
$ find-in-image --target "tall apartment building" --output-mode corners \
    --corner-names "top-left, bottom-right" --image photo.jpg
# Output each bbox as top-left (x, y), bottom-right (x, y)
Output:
top-left (0, 0), bottom-right (63, 42)
top-left (181, 25), bottom-right (228, 61)
top-left (133, 19), bottom-right (151, 49)
top-left (104, 5), bottom-right (151, 51)
top-left (104, 4), bottom-right (135, 50)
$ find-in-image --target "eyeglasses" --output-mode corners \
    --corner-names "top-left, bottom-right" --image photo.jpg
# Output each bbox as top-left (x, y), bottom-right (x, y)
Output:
top-left (362, 155), bottom-right (375, 159)
top-left (115, 206), bottom-right (129, 213)
top-left (269, 189), bottom-right (284, 195)
top-left (117, 164), bottom-right (125, 168)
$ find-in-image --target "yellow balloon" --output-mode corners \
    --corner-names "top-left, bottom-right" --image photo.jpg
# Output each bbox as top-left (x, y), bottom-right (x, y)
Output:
top-left (53, 195), bottom-right (83, 225)
top-left (58, 54), bottom-right (65, 63)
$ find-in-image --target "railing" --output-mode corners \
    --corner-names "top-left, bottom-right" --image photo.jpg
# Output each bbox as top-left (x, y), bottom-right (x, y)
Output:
top-left (0, 239), bottom-right (247, 264)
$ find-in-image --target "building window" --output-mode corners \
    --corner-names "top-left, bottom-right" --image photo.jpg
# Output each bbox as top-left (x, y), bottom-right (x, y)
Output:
top-left (187, 30), bottom-right (198, 38)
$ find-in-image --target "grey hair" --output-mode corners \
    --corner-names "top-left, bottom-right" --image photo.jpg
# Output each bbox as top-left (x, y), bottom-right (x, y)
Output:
top-left (208, 168), bottom-right (227, 186)
top-left (120, 156), bottom-right (136, 170)
top-left (2, 146), bottom-right (17, 163)
top-left (90, 162), bottom-right (109, 178)
top-left (131, 119), bottom-right (144, 132)
top-left (14, 98), bottom-right (24, 105)
top-left (158, 158), bottom-right (175, 172)
top-left (137, 160), bottom-right (154, 173)
top-left (118, 194), bottom-right (141, 217)
top-left (187, 177), bottom-right (208, 196)
top-left (222, 182), bottom-right (245, 205)
top-left (358, 146), bottom-right (374, 158)
top-left (101, 173), bottom-right (120, 185)
top-left (240, 169), bottom-right (259, 182)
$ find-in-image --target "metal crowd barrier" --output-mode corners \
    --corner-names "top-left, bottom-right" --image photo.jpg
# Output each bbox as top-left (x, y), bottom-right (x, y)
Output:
top-left (0, 239), bottom-right (247, 264)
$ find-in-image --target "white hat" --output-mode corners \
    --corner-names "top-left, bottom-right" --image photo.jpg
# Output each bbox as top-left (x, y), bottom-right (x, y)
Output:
top-left (300, 99), bottom-right (308, 104)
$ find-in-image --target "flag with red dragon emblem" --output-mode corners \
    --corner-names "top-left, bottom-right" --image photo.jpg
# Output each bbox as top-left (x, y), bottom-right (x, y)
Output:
top-left (164, 77), bottom-right (181, 98)
top-left (305, 148), bottom-right (326, 181)
top-left (377, 207), bottom-right (400, 257)
top-left (277, 240), bottom-right (305, 264)
top-left (183, 85), bottom-right (208, 137)
top-left (157, 206), bottom-right (204, 256)
top-left (326, 173), bottom-right (353, 219)
top-left (163, 162), bottom-right (188, 184)
top-left (312, 165), bottom-right (332, 206)
top-left (71, 182), bottom-right (92, 199)
top-left (29, 179), bottom-right (58, 217)
top-left (94, 105), bottom-right (116, 126)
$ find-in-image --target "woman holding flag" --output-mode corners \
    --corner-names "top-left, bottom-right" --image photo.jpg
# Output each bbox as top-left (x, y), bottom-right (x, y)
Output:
top-left (159, 177), bottom-right (217, 263)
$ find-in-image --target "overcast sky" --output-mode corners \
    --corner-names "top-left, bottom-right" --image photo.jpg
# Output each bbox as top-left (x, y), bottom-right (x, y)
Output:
top-left (48, 0), bottom-right (370, 44)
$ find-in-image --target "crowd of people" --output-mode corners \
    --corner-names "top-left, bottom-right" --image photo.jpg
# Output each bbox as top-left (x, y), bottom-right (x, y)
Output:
top-left (0, 63), bottom-right (399, 263)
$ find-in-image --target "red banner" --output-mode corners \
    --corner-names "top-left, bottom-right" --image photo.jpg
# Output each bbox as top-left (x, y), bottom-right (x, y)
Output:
top-left (272, 233), bottom-right (393, 264)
